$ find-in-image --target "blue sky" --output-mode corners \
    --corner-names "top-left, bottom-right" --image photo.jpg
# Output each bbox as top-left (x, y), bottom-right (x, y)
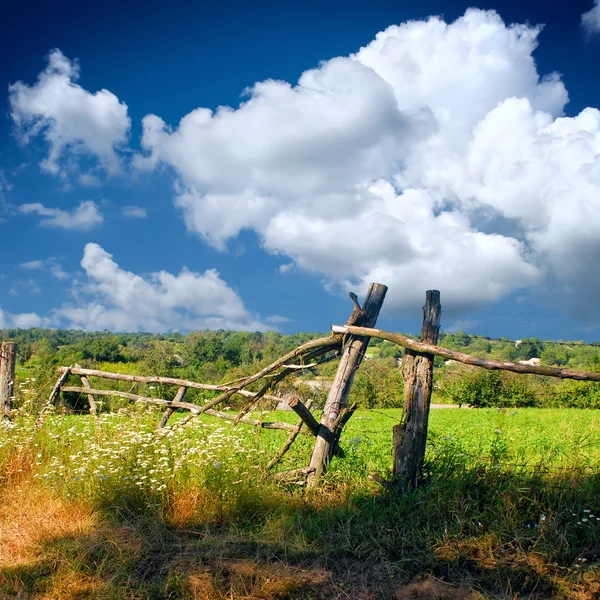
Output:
top-left (2, 0), bottom-right (600, 340)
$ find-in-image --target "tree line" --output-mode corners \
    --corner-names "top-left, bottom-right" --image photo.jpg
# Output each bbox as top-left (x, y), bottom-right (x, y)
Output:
top-left (3, 327), bottom-right (600, 410)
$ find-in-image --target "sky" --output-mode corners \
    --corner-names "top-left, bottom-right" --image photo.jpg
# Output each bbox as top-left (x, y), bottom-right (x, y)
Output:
top-left (2, 0), bottom-right (600, 340)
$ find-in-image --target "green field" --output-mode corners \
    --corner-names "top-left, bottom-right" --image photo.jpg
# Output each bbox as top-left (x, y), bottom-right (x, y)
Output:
top-left (1, 406), bottom-right (599, 599)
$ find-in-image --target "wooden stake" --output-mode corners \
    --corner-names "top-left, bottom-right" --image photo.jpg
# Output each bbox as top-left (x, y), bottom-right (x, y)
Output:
top-left (287, 395), bottom-right (320, 436)
top-left (393, 290), bottom-right (441, 488)
top-left (307, 283), bottom-right (387, 485)
top-left (0, 342), bottom-right (16, 418)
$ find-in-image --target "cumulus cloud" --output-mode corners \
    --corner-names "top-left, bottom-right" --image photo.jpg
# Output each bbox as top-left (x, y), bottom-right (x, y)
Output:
top-left (52, 243), bottom-right (268, 332)
top-left (9, 49), bottom-right (130, 178)
top-left (582, 0), bottom-right (600, 35)
top-left (19, 200), bottom-right (103, 230)
top-left (133, 8), bottom-right (600, 320)
top-left (121, 205), bottom-right (147, 219)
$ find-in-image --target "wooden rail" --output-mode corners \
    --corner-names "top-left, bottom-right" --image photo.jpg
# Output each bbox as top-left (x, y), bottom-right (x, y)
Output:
top-left (332, 325), bottom-right (600, 382)
top-left (61, 385), bottom-right (298, 432)
top-left (58, 366), bottom-right (282, 402)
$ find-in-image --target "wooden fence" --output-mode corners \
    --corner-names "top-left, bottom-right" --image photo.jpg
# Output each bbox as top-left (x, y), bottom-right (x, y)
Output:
top-left (19, 285), bottom-right (600, 489)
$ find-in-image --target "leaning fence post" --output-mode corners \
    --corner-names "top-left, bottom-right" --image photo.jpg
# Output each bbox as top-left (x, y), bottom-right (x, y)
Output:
top-left (393, 290), bottom-right (441, 488)
top-left (307, 283), bottom-right (387, 486)
top-left (0, 342), bottom-right (16, 418)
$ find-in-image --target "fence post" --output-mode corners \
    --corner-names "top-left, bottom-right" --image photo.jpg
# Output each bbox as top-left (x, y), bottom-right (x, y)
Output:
top-left (307, 283), bottom-right (387, 486)
top-left (0, 342), bottom-right (16, 418)
top-left (393, 290), bottom-right (441, 488)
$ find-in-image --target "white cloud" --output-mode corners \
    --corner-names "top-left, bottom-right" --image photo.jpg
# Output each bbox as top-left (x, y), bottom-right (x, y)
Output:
top-left (582, 0), bottom-right (600, 35)
top-left (133, 8), bottom-right (600, 320)
top-left (122, 205), bottom-right (147, 219)
top-left (19, 259), bottom-right (45, 270)
top-left (79, 173), bottom-right (102, 187)
top-left (9, 49), bottom-right (130, 178)
top-left (265, 315), bottom-right (292, 324)
top-left (278, 263), bottom-right (294, 274)
top-left (19, 257), bottom-right (69, 280)
top-left (10, 313), bottom-right (43, 329)
top-left (0, 306), bottom-right (45, 329)
top-left (19, 200), bottom-right (103, 230)
top-left (53, 243), bottom-right (268, 332)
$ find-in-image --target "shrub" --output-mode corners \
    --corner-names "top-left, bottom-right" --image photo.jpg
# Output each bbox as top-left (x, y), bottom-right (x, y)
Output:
top-left (541, 379), bottom-right (600, 409)
top-left (439, 369), bottom-right (536, 408)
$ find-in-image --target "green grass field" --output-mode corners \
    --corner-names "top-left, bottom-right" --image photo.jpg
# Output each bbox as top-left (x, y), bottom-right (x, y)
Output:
top-left (1, 407), bottom-right (599, 599)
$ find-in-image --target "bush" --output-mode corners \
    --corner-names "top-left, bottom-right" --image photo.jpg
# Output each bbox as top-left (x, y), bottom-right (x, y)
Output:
top-left (541, 379), bottom-right (600, 409)
top-left (439, 369), bottom-right (536, 408)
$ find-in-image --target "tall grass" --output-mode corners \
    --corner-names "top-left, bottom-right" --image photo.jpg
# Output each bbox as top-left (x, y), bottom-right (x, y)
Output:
top-left (1, 405), bottom-right (599, 599)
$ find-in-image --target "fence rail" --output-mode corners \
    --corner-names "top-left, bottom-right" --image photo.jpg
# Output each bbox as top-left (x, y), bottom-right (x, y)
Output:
top-left (332, 325), bottom-right (600, 382)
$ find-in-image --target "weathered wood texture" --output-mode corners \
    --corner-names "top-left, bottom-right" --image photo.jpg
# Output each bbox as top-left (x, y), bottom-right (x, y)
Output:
top-left (393, 290), bottom-right (441, 487)
top-left (0, 342), bottom-right (16, 417)
top-left (307, 283), bottom-right (388, 485)
top-left (331, 325), bottom-right (600, 382)
top-left (287, 395), bottom-right (320, 436)
top-left (58, 366), bottom-right (280, 402)
top-left (286, 395), bottom-right (346, 457)
top-left (60, 385), bottom-right (297, 432)
top-left (158, 386), bottom-right (186, 428)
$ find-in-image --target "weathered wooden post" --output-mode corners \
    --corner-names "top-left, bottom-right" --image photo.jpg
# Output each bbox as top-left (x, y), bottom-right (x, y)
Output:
top-left (307, 283), bottom-right (387, 486)
top-left (0, 342), bottom-right (16, 418)
top-left (393, 290), bottom-right (441, 488)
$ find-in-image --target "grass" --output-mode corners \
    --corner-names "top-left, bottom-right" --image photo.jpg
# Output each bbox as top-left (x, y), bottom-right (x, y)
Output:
top-left (1, 405), bottom-right (599, 599)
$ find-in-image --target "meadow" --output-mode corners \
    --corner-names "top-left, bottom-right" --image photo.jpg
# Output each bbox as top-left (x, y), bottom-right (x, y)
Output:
top-left (1, 403), bottom-right (599, 599)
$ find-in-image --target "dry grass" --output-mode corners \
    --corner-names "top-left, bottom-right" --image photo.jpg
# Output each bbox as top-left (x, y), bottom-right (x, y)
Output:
top-left (0, 481), bottom-right (487, 600)
top-left (0, 481), bottom-right (94, 565)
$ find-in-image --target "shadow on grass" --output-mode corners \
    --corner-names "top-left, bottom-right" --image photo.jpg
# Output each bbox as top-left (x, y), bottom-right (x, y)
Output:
top-left (2, 467), bottom-right (600, 599)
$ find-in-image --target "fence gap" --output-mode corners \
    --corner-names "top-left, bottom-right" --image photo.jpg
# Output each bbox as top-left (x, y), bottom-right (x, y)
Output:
top-left (393, 290), bottom-right (441, 488)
